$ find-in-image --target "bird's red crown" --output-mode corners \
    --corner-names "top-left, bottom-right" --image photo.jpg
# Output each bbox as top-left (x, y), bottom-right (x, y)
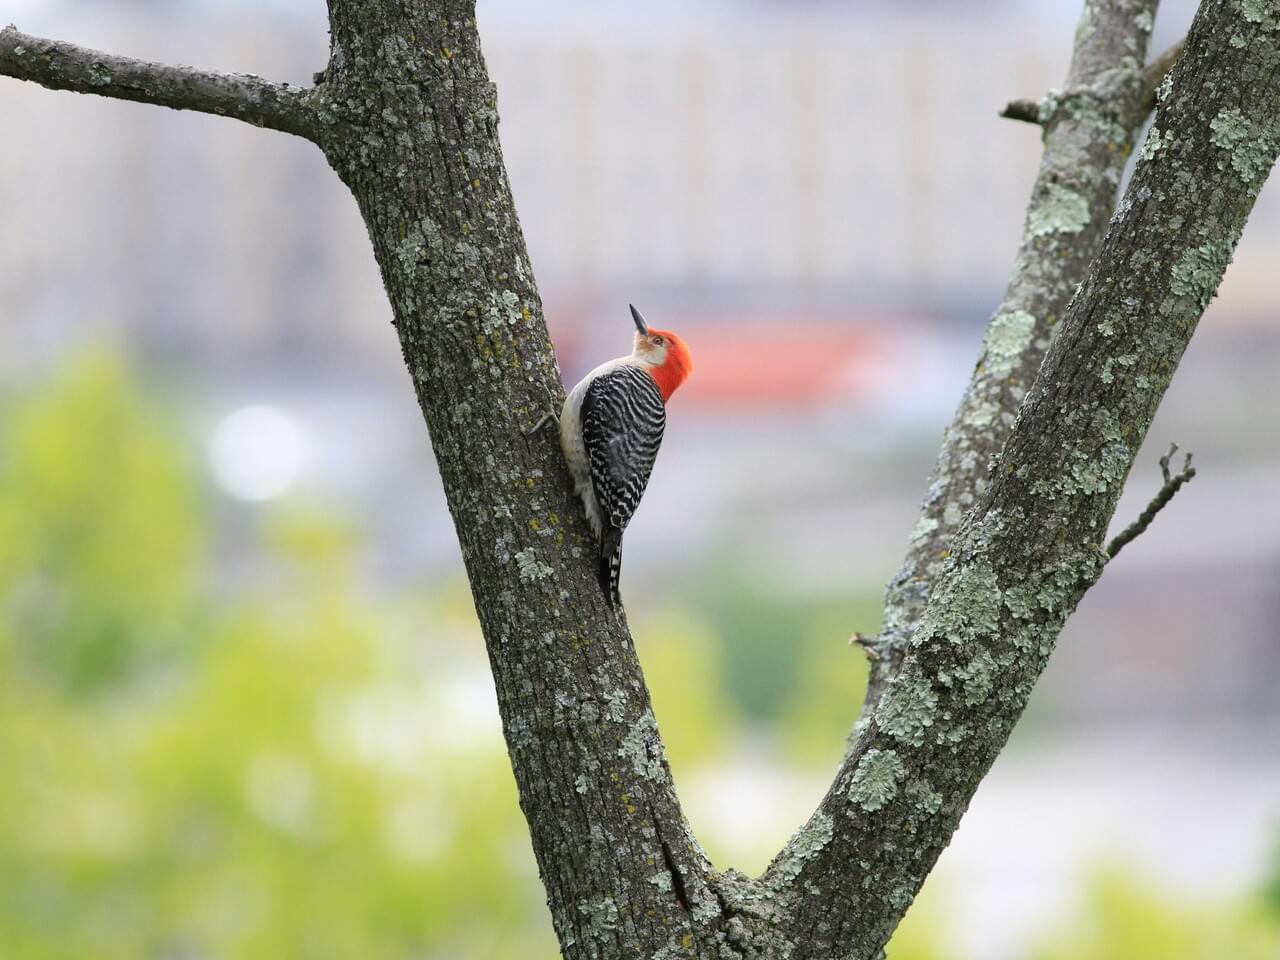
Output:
top-left (647, 328), bottom-right (693, 402)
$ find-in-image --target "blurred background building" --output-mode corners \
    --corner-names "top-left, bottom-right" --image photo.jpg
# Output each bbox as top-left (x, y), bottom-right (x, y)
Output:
top-left (1, 1), bottom-right (1278, 958)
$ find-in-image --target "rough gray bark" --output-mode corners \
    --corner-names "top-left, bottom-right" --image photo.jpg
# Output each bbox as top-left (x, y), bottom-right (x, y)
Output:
top-left (2, 2), bottom-right (1277, 958)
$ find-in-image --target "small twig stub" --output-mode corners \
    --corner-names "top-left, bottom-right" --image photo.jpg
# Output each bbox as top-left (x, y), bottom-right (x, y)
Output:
top-left (1000, 98), bottom-right (1044, 125)
top-left (1106, 443), bottom-right (1197, 559)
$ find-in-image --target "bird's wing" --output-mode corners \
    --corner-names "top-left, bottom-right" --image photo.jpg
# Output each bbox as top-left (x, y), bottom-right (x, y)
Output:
top-left (580, 365), bottom-right (666, 536)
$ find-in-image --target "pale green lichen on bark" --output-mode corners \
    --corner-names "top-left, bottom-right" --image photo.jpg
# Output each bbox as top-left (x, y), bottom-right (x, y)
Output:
top-left (981, 310), bottom-right (1037, 377)
top-left (482, 287), bottom-right (523, 332)
top-left (575, 896), bottom-right (619, 944)
top-left (1035, 87), bottom-right (1064, 124)
top-left (1140, 125), bottom-right (1165, 161)
top-left (1239, 0), bottom-right (1270, 24)
top-left (1027, 183), bottom-right (1091, 237)
top-left (909, 515), bottom-right (939, 543)
top-left (876, 669), bottom-right (938, 747)
top-left (905, 778), bottom-right (944, 816)
top-left (847, 749), bottom-right (906, 813)
top-left (966, 401), bottom-right (998, 429)
top-left (1026, 409), bottom-right (1130, 497)
top-left (1210, 107), bottom-right (1276, 184)
top-left (514, 546), bottom-right (553, 580)
top-left (935, 721), bottom-right (971, 748)
top-left (771, 812), bottom-right (835, 884)
top-left (648, 871), bottom-right (673, 892)
top-left (1100, 353), bottom-right (1137, 384)
top-left (1001, 583), bottom-right (1039, 624)
top-left (915, 557), bottom-right (1003, 641)
top-left (617, 709), bottom-right (668, 782)
top-left (1170, 240), bottom-right (1236, 309)
top-left (1064, 439), bottom-right (1130, 495)
top-left (603, 686), bottom-right (629, 722)
top-left (952, 651), bottom-right (998, 706)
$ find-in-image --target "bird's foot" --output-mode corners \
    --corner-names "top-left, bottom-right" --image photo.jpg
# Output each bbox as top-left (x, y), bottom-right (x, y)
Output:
top-left (522, 412), bottom-right (558, 436)
top-left (522, 382), bottom-right (562, 436)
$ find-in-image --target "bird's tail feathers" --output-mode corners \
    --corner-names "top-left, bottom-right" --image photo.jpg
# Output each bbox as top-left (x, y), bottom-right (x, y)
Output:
top-left (598, 528), bottom-right (624, 608)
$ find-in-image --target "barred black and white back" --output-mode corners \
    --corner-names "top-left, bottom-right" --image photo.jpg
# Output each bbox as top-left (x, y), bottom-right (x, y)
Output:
top-left (574, 364), bottom-right (666, 605)
top-left (560, 307), bottom-right (691, 608)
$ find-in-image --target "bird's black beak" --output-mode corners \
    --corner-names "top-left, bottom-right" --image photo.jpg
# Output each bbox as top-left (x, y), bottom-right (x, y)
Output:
top-left (629, 303), bottom-right (649, 337)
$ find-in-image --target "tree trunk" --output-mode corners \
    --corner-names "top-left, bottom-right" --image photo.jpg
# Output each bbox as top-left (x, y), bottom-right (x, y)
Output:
top-left (2, 0), bottom-right (1278, 956)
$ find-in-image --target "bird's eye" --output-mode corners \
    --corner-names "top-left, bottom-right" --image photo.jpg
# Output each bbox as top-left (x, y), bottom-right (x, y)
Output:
top-left (653, 336), bottom-right (665, 346)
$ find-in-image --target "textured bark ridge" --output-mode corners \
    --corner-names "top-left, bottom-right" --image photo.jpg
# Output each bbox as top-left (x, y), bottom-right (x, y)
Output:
top-left (2, 1), bottom-right (1279, 958)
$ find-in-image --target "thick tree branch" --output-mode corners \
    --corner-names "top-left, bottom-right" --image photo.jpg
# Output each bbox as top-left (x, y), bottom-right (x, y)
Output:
top-left (0, 25), bottom-right (317, 139)
top-left (872, 0), bottom-right (1164, 705)
top-left (775, 2), bottom-right (1280, 956)
top-left (1106, 444), bottom-right (1196, 559)
top-left (309, 3), bottom-right (721, 957)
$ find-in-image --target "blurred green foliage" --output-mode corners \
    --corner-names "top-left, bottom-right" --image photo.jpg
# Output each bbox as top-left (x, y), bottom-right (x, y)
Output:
top-left (0, 354), bottom-right (556, 958)
top-left (687, 570), bottom-right (876, 729)
top-left (1029, 869), bottom-right (1280, 960)
top-left (633, 611), bottom-right (735, 771)
top-left (0, 353), bottom-right (1276, 959)
top-left (0, 354), bottom-right (203, 694)
top-left (1265, 828), bottom-right (1280, 919)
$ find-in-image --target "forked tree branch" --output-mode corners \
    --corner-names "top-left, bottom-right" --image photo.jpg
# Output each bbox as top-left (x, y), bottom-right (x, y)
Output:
top-left (1106, 444), bottom-right (1196, 559)
top-left (0, 26), bottom-right (317, 139)
top-left (1, 2), bottom-right (1273, 959)
top-left (872, 0), bottom-right (1167, 710)
top-left (774, 2), bottom-right (1280, 955)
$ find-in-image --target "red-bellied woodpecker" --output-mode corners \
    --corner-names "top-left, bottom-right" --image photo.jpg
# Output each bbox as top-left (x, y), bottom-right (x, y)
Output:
top-left (560, 304), bottom-right (693, 607)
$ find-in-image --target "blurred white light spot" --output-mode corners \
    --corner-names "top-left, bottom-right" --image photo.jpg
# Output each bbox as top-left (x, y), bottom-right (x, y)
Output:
top-left (210, 405), bottom-right (306, 501)
top-left (245, 753), bottom-right (316, 836)
top-left (440, 670), bottom-right (502, 738)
